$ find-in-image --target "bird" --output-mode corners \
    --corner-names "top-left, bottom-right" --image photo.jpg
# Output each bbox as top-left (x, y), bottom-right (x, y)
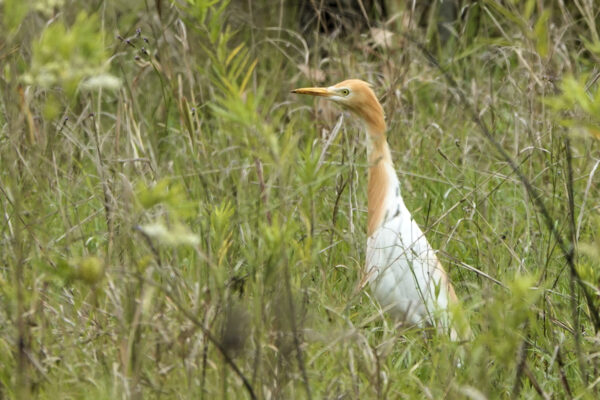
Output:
top-left (292, 79), bottom-right (468, 340)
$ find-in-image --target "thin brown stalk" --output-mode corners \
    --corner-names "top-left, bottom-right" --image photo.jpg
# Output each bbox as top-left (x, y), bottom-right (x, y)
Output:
top-left (254, 157), bottom-right (271, 224)
top-left (511, 335), bottom-right (529, 399)
top-left (565, 138), bottom-right (589, 385)
top-left (556, 347), bottom-right (574, 399)
top-left (523, 363), bottom-right (551, 400)
top-left (282, 256), bottom-right (312, 400)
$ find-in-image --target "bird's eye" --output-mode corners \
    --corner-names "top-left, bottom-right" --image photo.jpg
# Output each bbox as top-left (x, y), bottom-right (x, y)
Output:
top-left (340, 88), bottom-right (350, 96)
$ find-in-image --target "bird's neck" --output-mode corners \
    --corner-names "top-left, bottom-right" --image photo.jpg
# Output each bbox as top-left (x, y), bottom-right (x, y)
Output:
top-left (366, 123), bottom-right (396, 237)
top-left (363, 110), bottom-right (389, 164)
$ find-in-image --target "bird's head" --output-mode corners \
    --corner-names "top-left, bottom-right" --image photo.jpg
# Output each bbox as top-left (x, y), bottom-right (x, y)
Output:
top-left (292, 79), bottom-right (386, 135)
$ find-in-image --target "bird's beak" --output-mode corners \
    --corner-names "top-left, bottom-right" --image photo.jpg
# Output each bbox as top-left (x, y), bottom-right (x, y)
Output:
top-left (291, 87), bottom-right (333, 97)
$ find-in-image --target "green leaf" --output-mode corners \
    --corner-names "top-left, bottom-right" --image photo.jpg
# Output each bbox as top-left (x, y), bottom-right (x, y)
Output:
top-left (483, 0), bottom-right (526, 31)
top-left (534, 10), bottom-right (551, 57)
top-left (523, 0), bottom-right (536, 20)
top-left (2, 0), bottom-right (30, 34)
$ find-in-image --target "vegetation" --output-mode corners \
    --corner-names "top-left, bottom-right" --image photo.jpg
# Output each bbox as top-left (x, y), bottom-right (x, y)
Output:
top-left (1, 0), bottom-right (600, 398)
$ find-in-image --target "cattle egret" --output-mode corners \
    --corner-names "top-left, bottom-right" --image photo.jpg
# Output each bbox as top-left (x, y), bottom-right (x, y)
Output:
top-left (293, 79), bottom-right (468, 340)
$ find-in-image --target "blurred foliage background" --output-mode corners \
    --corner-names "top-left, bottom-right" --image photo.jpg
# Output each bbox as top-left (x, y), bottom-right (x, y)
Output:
top-left (1, 0), bottom-right (600, 398)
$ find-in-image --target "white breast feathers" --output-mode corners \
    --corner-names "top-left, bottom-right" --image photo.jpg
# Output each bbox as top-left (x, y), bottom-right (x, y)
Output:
top-left (366, 167), bottom-right (455, 336)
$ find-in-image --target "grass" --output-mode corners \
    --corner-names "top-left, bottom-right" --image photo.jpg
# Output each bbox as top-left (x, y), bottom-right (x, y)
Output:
top-left (1, 0), bottom-right (600, 398)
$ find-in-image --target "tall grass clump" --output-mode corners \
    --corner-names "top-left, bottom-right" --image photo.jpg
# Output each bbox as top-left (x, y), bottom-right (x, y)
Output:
top-left (1, 0), bottom-right (599, 398)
